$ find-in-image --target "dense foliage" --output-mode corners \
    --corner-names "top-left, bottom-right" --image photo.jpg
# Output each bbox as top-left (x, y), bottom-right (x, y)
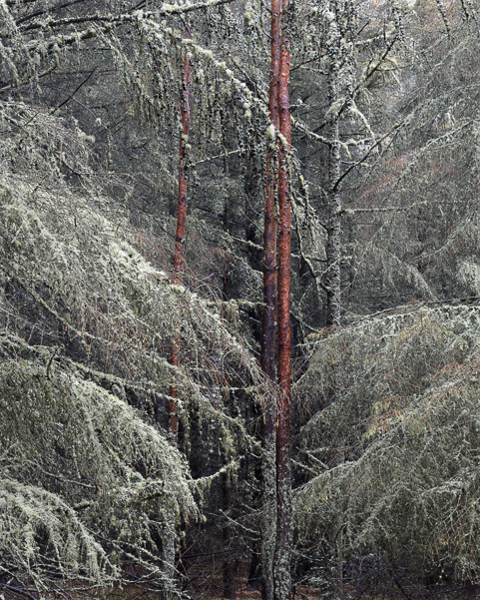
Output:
top-left (2, 0), bottom-right (480, 599)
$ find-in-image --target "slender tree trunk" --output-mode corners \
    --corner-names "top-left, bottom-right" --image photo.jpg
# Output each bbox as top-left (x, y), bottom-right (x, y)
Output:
top-left (261, 0), bottom-right (281, 598)
top-left (170, 34), bottom-right (191, 442)
top-left (274, 19), bottom-right (293, 600)
top-left (164, 35), bottom-right (191, 600)
top-left (244, 126), bottom-right (273, 597)
top-left (263, 0), bottom-right (293, 597)
top-left (325, 57), bottom-right (343, 598)
top-left (262, 0), bottom-right (280, 384)
top-left (222, 471), bottom-right (238, 599)
top-left (161, 508), bottom-right (177, 600)
top-left (261, 398), bottom-right (277, 600)
top-left (325, 72), bottom-right (341, 328)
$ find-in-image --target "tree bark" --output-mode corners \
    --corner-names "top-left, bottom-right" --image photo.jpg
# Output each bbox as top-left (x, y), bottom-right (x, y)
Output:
top-left (262, 0), bottom-right (280, 384)
top-left (165, 35), bottom-right (191, 600)
top-left (170, 35), bottom-right (191, 443)
top-left (222, 471), bottom-right (238, 599)
top-left (262, 0), bottom-right (293, 597)
top-left (325, 59), bottom-right (343, 598)
top-left (261, 1), bottom-right (281, 598)
top-left (325, 66), bottom-right (341, 328)
top-left (261, 399), bottom-right (277, 600)
top-left (274, 21), bottom-right (293, 600)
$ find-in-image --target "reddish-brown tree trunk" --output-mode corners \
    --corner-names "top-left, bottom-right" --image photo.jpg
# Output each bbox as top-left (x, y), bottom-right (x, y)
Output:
top-left (261, 1), bottom-right (282, 599)
top-left (262, 0), bottom-right (292, 597)
top-left (274, 21), bottom-right (292, 600)
top-left (262, 0), bottom-right (280, 383)
top-left (170, 38), bottom-right (191, 444)
top-left (277, 30), bottom-right (292, 403)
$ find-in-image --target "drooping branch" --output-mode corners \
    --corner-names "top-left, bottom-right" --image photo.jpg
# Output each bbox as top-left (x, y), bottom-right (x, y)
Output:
top-left (15, 0), bottom-right (240, 34)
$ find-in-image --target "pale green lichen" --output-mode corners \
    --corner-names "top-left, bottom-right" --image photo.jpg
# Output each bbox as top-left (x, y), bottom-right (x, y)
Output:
top-left (296, 305), bottom-right (480, 585)
top-left (0, 99), bottom-right (266, 595)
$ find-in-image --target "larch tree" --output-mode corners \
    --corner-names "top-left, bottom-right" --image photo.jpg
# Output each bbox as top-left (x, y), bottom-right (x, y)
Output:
top-left (170, 22), bottom-right (192, 445)
top-left (291, 2), bottom-right (480, 598)
top-left (5, 0), bottom-right (480, 599)
top-left (0, 0), bottom-right (273, 596)
top-left (261, 0), bottom-right (280, 595)
top-left (274, 3), bottom-right (293, 600)
top-left (289, 0), bottom-right (408, 327)
top-left (261, 0), bottom-right (293, 595)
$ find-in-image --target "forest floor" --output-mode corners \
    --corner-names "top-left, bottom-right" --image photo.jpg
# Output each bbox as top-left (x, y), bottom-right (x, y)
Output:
top-left (183, 559), bottom-right (320, 600)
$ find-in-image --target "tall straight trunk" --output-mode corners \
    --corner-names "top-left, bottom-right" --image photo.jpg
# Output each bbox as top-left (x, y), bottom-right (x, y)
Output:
top-left (263, 0), bottom-right (292, 597)
top-left (261, 1), bottom-right (281, 599)
top-left (244, 127), bottom-right (264, 596)
top-left (261, 396), bottom-right (276, 600)
top-left (274, 23), bottom-right (292, 600)
top-left (169, 37), bottom-right (191, 443)
top-left (164, 36), bottom-right (191, 600)
top-left (262, 0), bottom-right (280, 383)
top-left (161, 507), bottom-right (176, 600)
top-left (325, 64), bottom-right (343, 598)
top-left (335, 441), bottom-right (345, 600)
top-left (325, 74), bottom-right (341, 328)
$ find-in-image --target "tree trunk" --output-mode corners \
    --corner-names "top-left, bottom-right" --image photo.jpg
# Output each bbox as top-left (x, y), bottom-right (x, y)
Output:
top-left (274, 23), bottom-right (293, 600)
top-left (161, 509), bottom-right (177, 600)
top-left (263, 0), bottom-right (293, 597)
top-left (262, 0), bottom-right (280, 384)
top-left (222, 471), bottom-right (238, 599)
top-left (261, 400), bottom-right (277, 600)
top-left (170, 35), bottom-right (191, 442)
top-left (325, 66), bottom-right (341, 328)
top-left (261, 0), bottom-right (281, 598)
top-left (325, 58), bottom-right (343, 598)
top-left (165, 36), bottom-right (191, 600)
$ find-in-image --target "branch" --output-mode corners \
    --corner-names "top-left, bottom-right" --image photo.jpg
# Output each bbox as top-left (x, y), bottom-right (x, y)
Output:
top-left (51, 67), bottom-right (96, 112)
top-left (333, 120), bottom-right (404, 192)
top-left (292, 114), bottom-right (331, 146)
top-left (189, 148), bottom-right (242, 167)
top-left (15, 0), bottom-right (89, 26)
top-left (290, 310), bottom-right (318, 334)
top-left (19, 0), bottom-right (238, 33)
top-left (0, 63), bottom-right (57, 93)
top-left (354, 33), bottom-right (399, 94)
top-left (70, 96), bottom-right (135, 157)
top-left (339, 205), bottom-right (416, 215)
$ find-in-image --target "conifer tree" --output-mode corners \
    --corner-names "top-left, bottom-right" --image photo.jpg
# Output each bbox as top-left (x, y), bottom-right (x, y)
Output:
top-left (261, 0), bottom-right (293, 595)
top-left (261, 0), bottom-right (281, 595)
top-left (274, 4), bottom-right (293, 600)
top-left (170, 23), bottom-right (192, 445)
